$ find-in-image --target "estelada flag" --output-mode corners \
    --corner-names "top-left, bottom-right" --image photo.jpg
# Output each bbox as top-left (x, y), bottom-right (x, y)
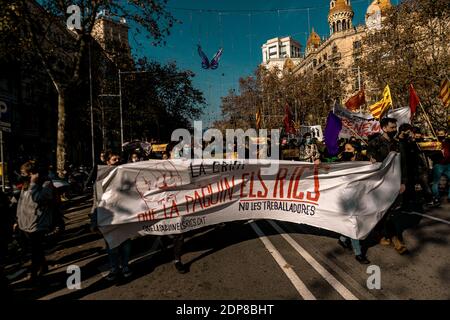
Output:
top-left (409, 84), bottom-right (420, 116)
top-left (369, 85), bottom-right (393, 120)
top-left (439, 78), bottom-right (450, 108)
top-left (345, 89), bottom-right (365, 112)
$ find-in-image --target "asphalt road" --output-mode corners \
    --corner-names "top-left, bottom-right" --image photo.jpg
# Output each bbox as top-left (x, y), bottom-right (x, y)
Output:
top-left (7, 197), bottom-right (450, 300)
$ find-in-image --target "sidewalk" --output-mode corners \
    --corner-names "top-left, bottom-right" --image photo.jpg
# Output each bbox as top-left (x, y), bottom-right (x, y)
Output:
top-left (7, 195), bottom-right (107, 299)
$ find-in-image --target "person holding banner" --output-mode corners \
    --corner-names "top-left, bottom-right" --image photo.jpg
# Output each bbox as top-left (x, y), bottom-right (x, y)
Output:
top-left (338, 142), bottom-right (370, 264)
top-left (90, 151), bottom-right (133, 281)
top-left (163, 142), bottom-right (188, 274)
top-left (367, 118), bottom-right (408, 255)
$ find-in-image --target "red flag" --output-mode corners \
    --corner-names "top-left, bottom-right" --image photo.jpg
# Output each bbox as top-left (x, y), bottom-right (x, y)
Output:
top-left (409, 84), bottom-right (420, 115)
top-left (283, 104), bottom-right (295, 134)
top-left (345, 89), bottom-right (366, 112)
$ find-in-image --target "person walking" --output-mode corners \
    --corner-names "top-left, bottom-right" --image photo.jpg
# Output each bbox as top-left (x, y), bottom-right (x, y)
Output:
top-left (90, 151), bottom-right (133, 281)
top-left (16, 161), bottom-right (56, 284)
top-left (338, 141), bottom-right (370, 264)
top-left (367, 118), bottom-right (408, 255)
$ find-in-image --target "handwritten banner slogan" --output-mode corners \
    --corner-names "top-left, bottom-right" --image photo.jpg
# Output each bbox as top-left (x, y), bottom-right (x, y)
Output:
top-left (96, 153), bottom-right (400, 248)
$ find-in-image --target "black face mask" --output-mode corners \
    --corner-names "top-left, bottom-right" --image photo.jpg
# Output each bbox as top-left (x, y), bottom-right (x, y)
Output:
top-left (342, 152), bottom-right (354, 161)
top-left (387, 131), bottom-right (397, 139)
top-left (19, 175), bottom-right (30, 183)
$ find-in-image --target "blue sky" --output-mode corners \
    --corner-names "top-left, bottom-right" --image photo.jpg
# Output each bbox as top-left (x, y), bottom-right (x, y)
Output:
top-left (130, 0), bottom-right (399, 127)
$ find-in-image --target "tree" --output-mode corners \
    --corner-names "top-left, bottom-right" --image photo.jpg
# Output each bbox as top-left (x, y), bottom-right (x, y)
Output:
top-left (359, 0), bottom-right (450, 131)
top-left (215, 66), bottom-right (343, 131)
top-left (121, 59), bottom-right (205, 141)
top-left (0, 0), bottom-right (176, 176)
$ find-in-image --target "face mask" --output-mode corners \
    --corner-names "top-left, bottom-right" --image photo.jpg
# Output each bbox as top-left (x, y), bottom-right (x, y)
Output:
top-left (305, 138), bottom-right (311, 144)
top-left (342, 152), bottom-right (354, 161)
top-left (387, 131), bottom-right (397, 139)
top-left (19, 175), bottom-right (30, 183)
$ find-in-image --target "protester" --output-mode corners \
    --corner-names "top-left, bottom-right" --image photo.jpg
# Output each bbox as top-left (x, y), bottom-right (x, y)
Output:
top-left (337, 142), bottom-right (370, 264)
top-left (129, 152), bottom-right (140, 163)
top-left (398, 124), bottom-right (435, 209)
top-left (367, 118), bottom-right (408, 255)
top-left (299, 132), bottom-right (321, 164)
top-left (162, 142), bottom-right (188, 274)
top-left (16, 161), bottom-right (56, 284)
top-left (84, 150), bottom-right (108, 192)
top-left (431, 130), bottom-right (450, 203)
top-left (411, 127), bottom-right (437, 207)
top-left (90, 151), bottom-right (133, 281)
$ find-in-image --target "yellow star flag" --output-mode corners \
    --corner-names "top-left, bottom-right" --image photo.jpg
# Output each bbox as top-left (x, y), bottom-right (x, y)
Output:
top-left (256, 108), bottom-right (261, 129)
top-left (369, 85), bottom-right (393, 120)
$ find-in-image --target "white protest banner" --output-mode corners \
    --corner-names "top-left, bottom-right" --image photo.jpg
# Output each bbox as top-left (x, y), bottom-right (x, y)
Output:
top-left (96, 153), bottom-right (400, 248)
top-left (334, 105), bottom-right (411, 138)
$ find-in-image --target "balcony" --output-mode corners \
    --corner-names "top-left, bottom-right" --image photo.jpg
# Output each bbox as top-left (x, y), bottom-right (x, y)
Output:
top-left (331, 52), bottom-right (341, 60)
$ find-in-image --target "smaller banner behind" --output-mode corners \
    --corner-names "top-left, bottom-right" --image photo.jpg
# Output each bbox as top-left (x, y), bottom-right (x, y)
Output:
top-left (97, 153), bottom-right (400, 248)
top-left (334, 105), bottom-right (411, 138)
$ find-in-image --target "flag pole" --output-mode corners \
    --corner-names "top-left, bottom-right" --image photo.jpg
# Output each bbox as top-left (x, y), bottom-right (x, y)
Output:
top-left (341, 122), bottom-right (368, 146)
top-left (419, 101), bottom-right (437, 140)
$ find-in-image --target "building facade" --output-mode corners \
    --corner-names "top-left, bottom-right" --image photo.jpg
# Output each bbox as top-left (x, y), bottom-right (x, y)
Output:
top-left (261, 0), bottom-right (392, 101)
top-left (0, 1), bottom-right (133, 182)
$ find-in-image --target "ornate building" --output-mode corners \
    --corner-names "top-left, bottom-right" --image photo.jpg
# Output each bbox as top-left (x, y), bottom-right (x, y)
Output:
top-left (261, 0), bottom-right (393, 102)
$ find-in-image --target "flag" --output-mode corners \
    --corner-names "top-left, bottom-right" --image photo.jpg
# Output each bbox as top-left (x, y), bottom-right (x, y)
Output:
top-left (345, 89), bottom-right (366, 112)
top-left (369, 85), bottom-right (393, 120)
top-left (409, 84), bottom-right (420, 116)
top-left (283, 104), bottom-right (295, 134)
top-left (324, 112), bottom-right (342, 156)
top-left (255, 108), bottom-right (261, 129)
top-left (439, 78), bottom-right (450, 108)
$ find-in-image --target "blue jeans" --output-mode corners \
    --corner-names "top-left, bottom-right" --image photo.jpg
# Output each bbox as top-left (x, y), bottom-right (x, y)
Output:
top-left (106, 239), bottom-right (132, 273)
top-left (432, 164), bottom-right (450, 199)
top-left (340, 236), bottom-right (362, 256)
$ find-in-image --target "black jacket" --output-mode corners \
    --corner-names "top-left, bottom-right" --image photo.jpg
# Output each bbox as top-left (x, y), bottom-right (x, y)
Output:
top-left (367, 134), bottom-right (399, 162)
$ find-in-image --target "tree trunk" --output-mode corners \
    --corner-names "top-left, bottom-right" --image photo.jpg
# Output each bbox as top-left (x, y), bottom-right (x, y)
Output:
top-left (57, 89), bottom-right (66, 178)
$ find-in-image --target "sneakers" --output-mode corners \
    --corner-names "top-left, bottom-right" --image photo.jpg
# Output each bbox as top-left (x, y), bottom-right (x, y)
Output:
top-left (122, 267), bottom-right (133, 279)
top-left (105, 270), bottom-right (119, 281)
top-left (379, 237), bottom-right (391, 246)
top-left (355, 255), bottom-right (370, 265)
top-left (174, 261), bottom-right (187, 274)
top-left (392, 236), bottom-right (408, 255)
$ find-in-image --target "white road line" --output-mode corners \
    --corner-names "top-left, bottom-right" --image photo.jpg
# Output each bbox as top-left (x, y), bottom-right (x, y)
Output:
top-left (249, 221), bottom-right (316, 300)
top-left (268, 220), bottom-right (359, 301)
top-left (405, 211), bottom-right (450, 226)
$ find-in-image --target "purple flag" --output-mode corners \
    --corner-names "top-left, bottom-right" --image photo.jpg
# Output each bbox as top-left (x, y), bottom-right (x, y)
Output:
top-left (324, 112), bottom-right (342, 156)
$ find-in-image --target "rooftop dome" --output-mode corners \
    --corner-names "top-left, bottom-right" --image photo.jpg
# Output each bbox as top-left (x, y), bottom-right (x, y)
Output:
top-left (329, 0), bottom-right (353, 16)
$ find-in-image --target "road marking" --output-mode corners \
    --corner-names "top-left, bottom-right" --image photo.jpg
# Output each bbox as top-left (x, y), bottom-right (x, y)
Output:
top-left (405, 211), bottom-right (450, 225)
top-left (249, 221), bottom-right (316, 300)
top-left (268, 221), bottom-right (359, 300)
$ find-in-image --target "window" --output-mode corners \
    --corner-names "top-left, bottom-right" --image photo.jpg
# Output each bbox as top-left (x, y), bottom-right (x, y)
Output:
top-left (353, 41), bottom-right (361, 49)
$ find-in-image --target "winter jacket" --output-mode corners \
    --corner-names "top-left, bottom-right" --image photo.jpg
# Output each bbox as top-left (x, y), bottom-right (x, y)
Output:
top-left (17, 181), bottom-right (55, 233)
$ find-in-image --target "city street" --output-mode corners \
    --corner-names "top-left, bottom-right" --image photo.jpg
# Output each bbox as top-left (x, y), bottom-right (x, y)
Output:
top-left (7, 196), bottom-right (450, 300)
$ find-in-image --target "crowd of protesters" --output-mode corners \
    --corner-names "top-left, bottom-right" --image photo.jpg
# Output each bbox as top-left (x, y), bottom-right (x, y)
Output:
top-left (0, 122), bottom-right (449, 294)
